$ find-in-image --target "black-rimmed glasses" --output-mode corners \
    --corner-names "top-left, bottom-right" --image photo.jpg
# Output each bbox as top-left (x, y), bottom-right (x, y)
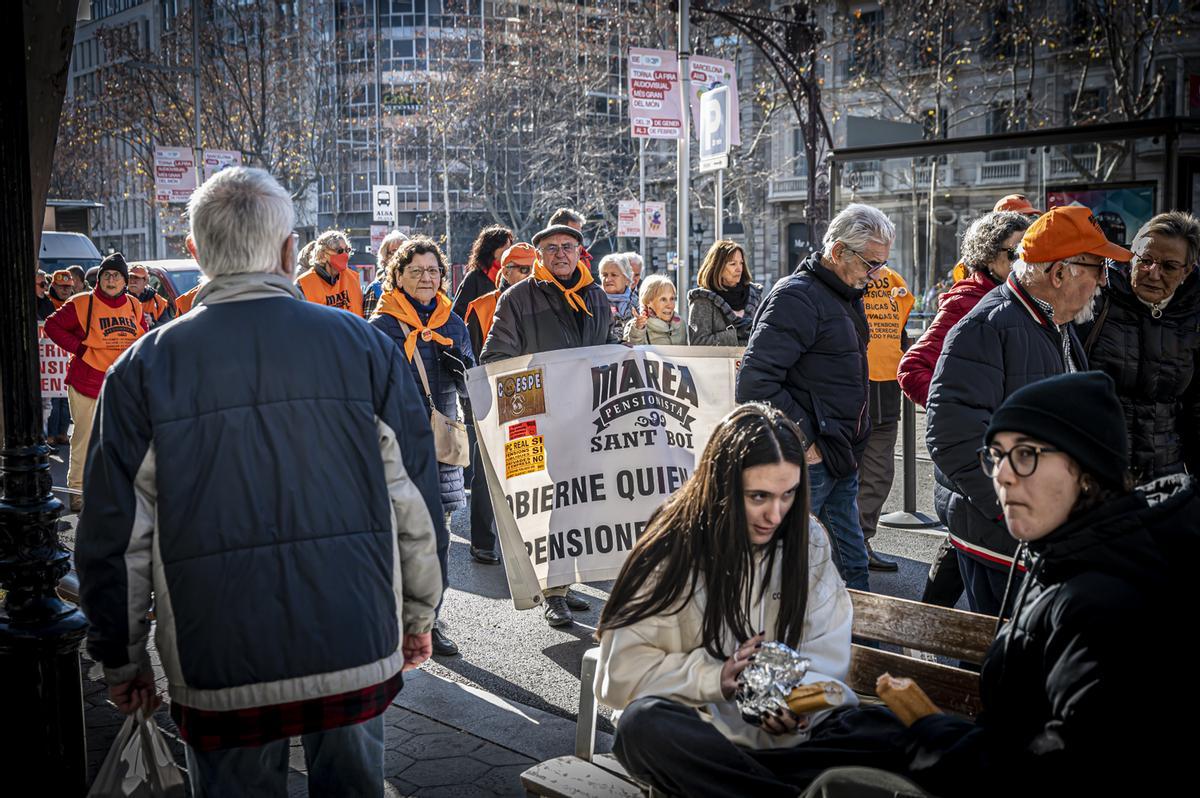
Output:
top-left (978, 443), bottom-right (1063, 478)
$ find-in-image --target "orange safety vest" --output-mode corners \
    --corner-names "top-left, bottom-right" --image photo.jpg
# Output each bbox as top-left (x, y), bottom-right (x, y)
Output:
top-left (296, 267), bottom-right (363, 315)
top-left (68, 291), bottom-right (144, 373)
top-left (143, 292), bottom-right (169, 322)
top-left (864, 266), bottom-right (915, 383)
top-left (175, 285), bottom-right (200, 315)
top-left (464, 290), bottom-right (499, 342)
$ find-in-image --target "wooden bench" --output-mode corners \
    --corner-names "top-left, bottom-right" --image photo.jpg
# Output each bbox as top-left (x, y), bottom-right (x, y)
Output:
top-left (521, 590), bottom-right (996, 797)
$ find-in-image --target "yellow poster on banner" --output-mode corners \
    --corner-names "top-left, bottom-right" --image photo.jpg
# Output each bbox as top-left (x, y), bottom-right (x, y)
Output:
top-left (505, 435), bottom-right (546, 479)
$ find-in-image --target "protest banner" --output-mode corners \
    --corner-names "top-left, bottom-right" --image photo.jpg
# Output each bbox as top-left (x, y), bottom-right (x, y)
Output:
top-left (467, 345), bottom-right (743, 607)
top-left (154, 146), bottom-right (198, 203)
top-left (689, 55), bottom-right (740, 146)
top-left (38, 323), bottom-right (69, 398)
top-left (644, 202), bottom-right (667, 238)
top-left (628, 48), bottom-right (684, 140)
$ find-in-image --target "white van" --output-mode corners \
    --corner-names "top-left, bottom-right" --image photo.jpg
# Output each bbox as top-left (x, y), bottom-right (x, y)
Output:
top-left (39, 231), bottom-right (102, 275)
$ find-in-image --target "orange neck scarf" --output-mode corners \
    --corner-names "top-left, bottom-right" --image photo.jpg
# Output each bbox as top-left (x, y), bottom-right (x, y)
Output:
top-left (376, 289), bottom-right (453, 361)
top-left (533, 258), bottom-right (594, 316)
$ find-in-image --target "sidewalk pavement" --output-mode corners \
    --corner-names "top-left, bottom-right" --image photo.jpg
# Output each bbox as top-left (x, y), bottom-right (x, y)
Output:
top-left (82, 640), bottom-right (600, 797)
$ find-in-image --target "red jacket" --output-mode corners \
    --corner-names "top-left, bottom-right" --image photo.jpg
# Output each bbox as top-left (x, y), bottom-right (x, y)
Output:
top-left (44, 290), bottom-right (149, 399)
top-left (897, 270), bottom-right (999, 408)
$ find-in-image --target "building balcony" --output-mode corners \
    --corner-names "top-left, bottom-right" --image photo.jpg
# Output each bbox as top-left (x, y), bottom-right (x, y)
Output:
top-left (892, 164), bottom-right (951, 190)
top-left (767, 176), bottom-right (808, 203)
top-left (975, 159), bottom-right (1026, 186)
top-left (1048, 153), bottom-right (1098, 179)
top-left (841, 169), bottom-right (882, 194)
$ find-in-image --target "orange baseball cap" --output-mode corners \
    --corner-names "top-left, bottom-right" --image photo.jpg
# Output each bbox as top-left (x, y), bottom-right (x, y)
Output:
top-left (993, 194), bottom-right (1042, 216)
top-left (501, 242), bottom-right (538, 268)
top-left (128, 263), bottom-right (149, 277)
top-left (52, 269), bottom-right (74, 286)
top-left (1019, 205), bottom-right (1134, 263)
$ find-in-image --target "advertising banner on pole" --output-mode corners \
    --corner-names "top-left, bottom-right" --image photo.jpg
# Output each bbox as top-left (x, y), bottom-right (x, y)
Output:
top-left (618, 200), bottom-right (642, 238)
top-left (39, 323), bottom-right (69, 399)
top-left (202, 149), bottom-right (243, 182)
top-left (467, 345), bottom-right (743, 605)
top-left (689, 55), bottom-right (740, 146)
top-left (370, 224), bottom-right (389, 252)
top-left (618, 201), bottom-right (668, 239)
top-left (154, 146), bottom-right (198, 204)
top-left (628, 48), bottom-right (684, 140)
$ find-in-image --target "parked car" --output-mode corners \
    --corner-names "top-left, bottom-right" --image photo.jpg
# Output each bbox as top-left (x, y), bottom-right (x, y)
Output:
top-left (38, 231), bottom-right (102, 275)
top-left (134, 259), bottom-right (203, 307)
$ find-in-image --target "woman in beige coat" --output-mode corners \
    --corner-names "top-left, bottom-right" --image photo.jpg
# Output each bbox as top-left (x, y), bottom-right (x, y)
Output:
top-left (595, 404), bottom-right (899, 797)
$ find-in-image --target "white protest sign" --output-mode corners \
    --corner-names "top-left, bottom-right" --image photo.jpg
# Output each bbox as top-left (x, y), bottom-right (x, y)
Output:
top-left (628, 48), bottom-right (684, 140)
top-left (467, 345), bottom-right (743, 603)
top-left (154, 146), bottom-right (198, 203)
top-left (689, 55), bottom-right (740, 146)
top-left (39, 323), bottom-right (69, 398)
top-left (202, 149), bottom-right (243, 182)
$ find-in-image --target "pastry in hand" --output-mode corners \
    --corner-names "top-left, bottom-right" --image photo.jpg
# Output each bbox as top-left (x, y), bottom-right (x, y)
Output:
top-left (785, 681), bottom-right (848, 715)
top-left (876, 673), bottom-right (940, 725)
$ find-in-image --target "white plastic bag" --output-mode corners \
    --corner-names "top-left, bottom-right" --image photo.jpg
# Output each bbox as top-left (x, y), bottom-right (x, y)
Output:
top-left (88, 708), bottom-right (186, 797)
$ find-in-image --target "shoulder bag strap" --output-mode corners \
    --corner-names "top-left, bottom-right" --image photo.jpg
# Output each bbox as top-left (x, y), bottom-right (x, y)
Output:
top-left (1082, 293), bottom-right (1112, 357)
top-left (398, 321), bottom-right (436, 403)
top-left (85, 293), bottom-right (95, 338)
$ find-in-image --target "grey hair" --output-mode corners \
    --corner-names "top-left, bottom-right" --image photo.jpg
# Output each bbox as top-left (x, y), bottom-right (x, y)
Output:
top-left (638, 273), bottom-right (676, 307)
top-left (1011, 259), bottom-right (1051, 285)
top-left (187, 167), bottom-right (294, 278)
top-left (1132, 210), bottom-right (1200, 267)
top-left (377, 230), bottom-right (409, 271)
top-left (625, 251), bottom-right (644, 268)
top-left (822, 203), bottom-right (896, 258)
top-left (960, 212), bottom-right (1032, 272)
top-left (598, 252), bottom-right (633, 283)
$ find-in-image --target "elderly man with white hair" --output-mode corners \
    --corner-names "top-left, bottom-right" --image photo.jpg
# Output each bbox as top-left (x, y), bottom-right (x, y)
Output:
top-left (736, 202), bottom-right (896, 590)
top-left (74, 167), bottom-right (444, 796)
top-left (925, 204), bottom-right (1131, 616)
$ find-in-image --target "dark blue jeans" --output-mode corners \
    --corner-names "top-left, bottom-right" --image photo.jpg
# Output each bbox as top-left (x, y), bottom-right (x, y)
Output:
top-left (47, 397), bottom-right (70, 437)
top-left (185, 714), bottom-right (385, 797)
top-left (957, 551), bottom-right (1014, 617)
top-left (809, 463), bottom-right (870, 590)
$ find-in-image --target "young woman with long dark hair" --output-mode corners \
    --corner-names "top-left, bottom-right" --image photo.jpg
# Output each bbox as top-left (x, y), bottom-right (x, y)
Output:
top-left (596, 403), bottom-right (898, 797)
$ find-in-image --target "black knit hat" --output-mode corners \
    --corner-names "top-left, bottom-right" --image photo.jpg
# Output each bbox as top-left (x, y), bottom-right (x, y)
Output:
top-left (98, 252), bottom-right (128, 283)
top-left (531, 224), bottom-right (583, 247)
top-left (985, 372), bottom-right (1128, 488)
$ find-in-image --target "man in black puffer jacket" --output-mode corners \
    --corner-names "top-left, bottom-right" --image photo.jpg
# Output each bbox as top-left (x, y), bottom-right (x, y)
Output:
top-left (927, 205), bottom-right (1131, 615)
top-left (736, 203), bottom-right (897, 590)
top-left (1081, 211), bottom-right (1200, 482)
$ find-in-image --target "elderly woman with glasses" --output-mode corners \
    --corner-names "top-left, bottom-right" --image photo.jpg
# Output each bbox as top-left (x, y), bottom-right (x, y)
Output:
top-left (899, 212), bottom-right (1032, 409)
top-left (369, 235), bottom-right (473, 658)
top-left (1080, 210), bottom-right (1200, 482)
top-left (296, 229), bottom-right (363, 315)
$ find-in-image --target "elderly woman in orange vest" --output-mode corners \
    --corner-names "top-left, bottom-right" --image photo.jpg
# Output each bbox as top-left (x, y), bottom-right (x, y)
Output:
top-left (44, 253), bottom-right (147, 511)
top-left (296, 229), bottom-right (363, 315)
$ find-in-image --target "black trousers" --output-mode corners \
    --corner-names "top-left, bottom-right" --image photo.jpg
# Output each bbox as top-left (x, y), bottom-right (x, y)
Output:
top-left (466, 420), bottom-right (496, 552)
top-left (612, 698), bottom-right (907, 798)
top-left (920, 535), bottom-right (963, 607)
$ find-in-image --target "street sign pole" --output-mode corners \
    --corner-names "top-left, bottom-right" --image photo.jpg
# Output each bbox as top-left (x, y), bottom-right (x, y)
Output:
top-left (639, 137), bottom-right (647, 269)
top-left (714, 168), bottom-right (723, 240)
top-left (698, 85), bottom-right (730, 242)
top-left (677, 0), bottom-right (690, 326)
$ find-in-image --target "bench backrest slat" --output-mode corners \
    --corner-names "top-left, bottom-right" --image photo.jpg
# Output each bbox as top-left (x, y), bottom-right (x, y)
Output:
top-left (848, 589), bottom-right (995, 664)
top-left (848, 644), bottom-right (984, 718)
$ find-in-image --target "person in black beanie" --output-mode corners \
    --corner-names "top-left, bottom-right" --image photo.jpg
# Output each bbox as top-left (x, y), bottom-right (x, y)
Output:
top-left (805, 371), bottom-right (1198, 797)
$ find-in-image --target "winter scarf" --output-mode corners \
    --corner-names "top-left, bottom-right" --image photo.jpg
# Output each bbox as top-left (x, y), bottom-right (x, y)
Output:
top-left (376, 289), bottom-right (453, 361)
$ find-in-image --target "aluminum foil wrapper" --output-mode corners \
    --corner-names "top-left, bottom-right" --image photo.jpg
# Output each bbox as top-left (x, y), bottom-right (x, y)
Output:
top-left (734, 641), bottom-right (810, 724)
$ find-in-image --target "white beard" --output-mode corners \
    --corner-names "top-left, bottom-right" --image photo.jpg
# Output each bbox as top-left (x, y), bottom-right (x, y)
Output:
top-left (1072, 285), bottom-right (1104, 325)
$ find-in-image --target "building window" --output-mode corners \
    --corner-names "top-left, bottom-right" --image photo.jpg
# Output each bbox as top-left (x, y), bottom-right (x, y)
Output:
top-left (847, 8), bottom-right (883, 79)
